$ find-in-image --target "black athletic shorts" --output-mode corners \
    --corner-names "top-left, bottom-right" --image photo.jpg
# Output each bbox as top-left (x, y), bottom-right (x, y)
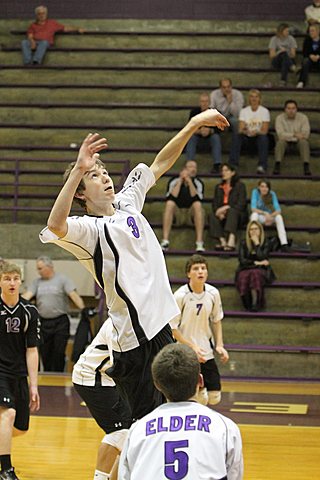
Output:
top-left (0, 374), bottom-right (30, 431)
top-left (167, 194), bottom-right (200, 209)
top-left (73, 382), bottom-right (131, 433)
top-left (200, 358), bottom-right (221, 391)
top-left (107, 323), bottom-right (174, 421)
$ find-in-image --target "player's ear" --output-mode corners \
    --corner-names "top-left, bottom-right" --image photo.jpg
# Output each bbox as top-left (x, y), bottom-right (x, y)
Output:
top-left (75, 192), bottom-right (85, 200)
top-left (198, 373), bottom-right (204, 388)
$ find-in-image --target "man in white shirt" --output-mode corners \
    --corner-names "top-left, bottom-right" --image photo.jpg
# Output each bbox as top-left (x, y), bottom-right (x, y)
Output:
top-left (117, 343), bottom-right (243, 480)
top-left (170, 254), bottom-right (229, 406)
top-left (237, 89), bottom-right (270, 174)
top-left (210, 78), bottom-right (244, 165)
top-left (40, 109), bottom-right (229, 422)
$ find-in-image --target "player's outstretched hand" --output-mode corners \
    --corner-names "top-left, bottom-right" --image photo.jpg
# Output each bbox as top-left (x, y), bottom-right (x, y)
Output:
top-left (216, 346), bottom-right (229, 364)
top-left (194, 108), bottom-right (230, 131)
top-left (76, 133), bottom-right (108, 173)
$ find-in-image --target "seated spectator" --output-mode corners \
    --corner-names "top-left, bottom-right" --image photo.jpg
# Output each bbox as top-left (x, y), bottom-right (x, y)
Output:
top-left (185, 93), bottom-right (222, 173)
top-left (236, 89), bottom-right (270, 174)
top-left (269, 23), bottom-right (297, 86)
top-left (273, 100), bottom-right (311, 176)
top-left (210, 78), bottom-right (244, 165)
top-left (250, 179), bottom-right (290, 252)
top-left (160, 160), bottom-right (205, 252)
top-left (297, 24), bottom-right (320, 88)
top-left (235, 220), bottom-right (275, 312)
top-left (305, 1), bottom-right (320, 26)
top-left (209, 163), bottom-right (247, 251)
top-left (21, 5), bottom-right (85, 65)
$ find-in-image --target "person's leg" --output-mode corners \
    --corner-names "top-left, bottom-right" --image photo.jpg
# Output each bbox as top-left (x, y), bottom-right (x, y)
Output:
top-left (185, 134), bottom-right (198, 160)
top-left (274, 214), bottom-right (288, 246)
top-left (21, 39), bottom-right (32, 65)
top-left (256, 134), bottom-right (269, 171)
top-left (297, 139), bottom-right (311, 175)
top-left (209, 213), bottom-right (226, 247)
top-left (298, 57), bottom-right (312, 86)
top-left (274, 139), bottom-right (288, 174)
top-left (32, 40), bottom-right (50, 64)
top-left (0, 408), bottom-right (16, 470)
top-left (52, 315), bottom-right (70, 372)
top-left (209, 133), bottom-right (222, 168)
top-left (277, 52), bottom-right (291, 82)
top-left (39, 319), bottom-right (55, 371)
top-left (228, 116), bottom-right (241, 165)
top-left (236, 270), bottom-right (252, 311)
top-left (190, 201), bottom-right (204, 245)
top-left (161, 200), bottom-right (176, 247)
top-left (248, 269), bottom-right (266, 310)
top-left (224, 207), bottom-right (241, 248)
top-left (200, 359), bottom-right (222, 406)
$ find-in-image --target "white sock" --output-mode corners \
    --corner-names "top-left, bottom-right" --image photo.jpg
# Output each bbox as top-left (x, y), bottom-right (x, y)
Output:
top-left (94, 470), bottom-right (110, 479)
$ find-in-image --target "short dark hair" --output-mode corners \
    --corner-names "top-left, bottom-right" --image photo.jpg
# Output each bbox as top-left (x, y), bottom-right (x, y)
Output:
top-left (152, 344), bottom-right (200, 402)
top-left (276, 23), bottom-right (289, 36)
top-left (219, 78), bottom-right (232, 87)
top-left (284, 99), bottom-right (297, 109)
top-left (63, 158), bottom-right (106, 210)
top-left (185, 254), bottom-right (208, 275)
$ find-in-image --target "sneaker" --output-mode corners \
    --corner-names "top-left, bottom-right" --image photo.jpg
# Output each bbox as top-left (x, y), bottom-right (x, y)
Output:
top-left (296, 81), bottom-right (304, 89)
top-left (0, 468), bottom-right (20, 480)
top-left (160, 239), bottom-right (169, 251)
top-left (279, 80), bottom-right (287, 87)
top-left (273, 162), bottom-right (281, 175)
top-left (281, 244), bottom-right (291, 253)
top-left (195, 241), bottom-right (205, 252)
top-left (212, 163), bottom-right (221, 173)
top-left (289, 64), bottom-right (297, 73)
top-left (256, 166), bottom-right (266, 174)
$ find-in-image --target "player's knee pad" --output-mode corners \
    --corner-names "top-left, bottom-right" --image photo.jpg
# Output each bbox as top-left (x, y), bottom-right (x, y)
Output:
top-left (101, 428), bottom-right (129, 451)
top-left (196, 387), bottom-right (209, 406)
top-left (208, 390), bottom-right (221, 405)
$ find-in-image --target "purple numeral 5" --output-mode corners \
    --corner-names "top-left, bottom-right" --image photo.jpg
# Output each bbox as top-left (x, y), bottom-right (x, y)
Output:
top-left (127, 216), bottom-right (140, 238)
top-left (164, 440), bottom-right (189, 479)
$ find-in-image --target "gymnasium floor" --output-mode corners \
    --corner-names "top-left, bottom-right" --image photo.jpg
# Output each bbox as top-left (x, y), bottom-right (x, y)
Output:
top-left (13, 375), bottom-right (320, 479)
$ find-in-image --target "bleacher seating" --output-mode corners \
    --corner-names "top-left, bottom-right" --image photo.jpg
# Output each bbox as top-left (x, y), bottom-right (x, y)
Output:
top-left (0, 19), bottom-right (319, 379)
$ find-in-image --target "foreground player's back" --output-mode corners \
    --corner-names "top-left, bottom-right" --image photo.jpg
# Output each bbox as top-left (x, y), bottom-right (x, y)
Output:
top-left (119, 401), bottom-right (243, 480)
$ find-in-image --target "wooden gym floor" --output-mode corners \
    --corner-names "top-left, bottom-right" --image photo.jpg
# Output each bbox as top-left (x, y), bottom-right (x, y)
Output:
top-left (12, 375), bottom-right (320, 479)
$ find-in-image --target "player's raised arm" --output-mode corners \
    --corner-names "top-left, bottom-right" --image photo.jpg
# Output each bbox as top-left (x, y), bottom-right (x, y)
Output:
top-left (47, 133), bottom-right (108, 238)
top-left (150, 109), bottom-right (229, 181)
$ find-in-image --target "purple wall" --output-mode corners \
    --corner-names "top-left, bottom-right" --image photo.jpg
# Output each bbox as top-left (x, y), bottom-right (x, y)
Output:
top-left (0, 0), bottom-right (309, 20)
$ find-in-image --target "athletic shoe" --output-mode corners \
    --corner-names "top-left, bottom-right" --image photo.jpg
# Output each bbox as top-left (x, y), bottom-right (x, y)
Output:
top-left (279, 80), bottom-right (287, 87)
top-left (273, 162), bottom-right (281, 175)
top-left (289, 64), bottom-right (297, 72)
top-left (0, 467), bottom-right (20, 480)
top-left (304, 163), bottom-right (311, 176)
top-left (296, 81), bottom-right (304, 88)
top-left (160, 239), bottom-right (170, 251)
top-left (195, 241), bottom-right (205, 252)
top-left (256, 166), bottom-right (266, 174)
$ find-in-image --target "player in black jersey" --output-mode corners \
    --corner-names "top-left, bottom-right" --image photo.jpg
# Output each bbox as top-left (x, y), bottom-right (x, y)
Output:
top-left (0, 263), bottom-right (40, 480)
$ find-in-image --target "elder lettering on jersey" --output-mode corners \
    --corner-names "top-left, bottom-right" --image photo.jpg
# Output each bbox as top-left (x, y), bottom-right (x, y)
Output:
top-left (146, 414), bottom-right (211, 436)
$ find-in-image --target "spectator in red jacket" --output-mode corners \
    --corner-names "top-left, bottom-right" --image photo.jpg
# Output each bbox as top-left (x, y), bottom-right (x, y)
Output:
top-left (21, 5), bottom-right (85, 65)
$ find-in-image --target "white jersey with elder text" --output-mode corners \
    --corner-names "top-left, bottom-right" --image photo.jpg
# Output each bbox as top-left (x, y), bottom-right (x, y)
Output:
top-left (170, 283), bottom-right (224, 361)
top-left (118, 401), bottom-right (243, 480)
top-left (40, 163), bottom-right (179, 352)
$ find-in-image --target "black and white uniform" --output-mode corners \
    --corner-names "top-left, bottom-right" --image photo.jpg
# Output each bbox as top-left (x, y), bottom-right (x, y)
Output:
top-left (118, 401), bottom-right (243, 480)
top-left (72, 319), bottom-right (131, 432)
top-left (171, 283), bottom-right (224, 391)
top-left (40, 164), bottom-right (179, 419)
top-left (0, 297), bottom-right (40, 430)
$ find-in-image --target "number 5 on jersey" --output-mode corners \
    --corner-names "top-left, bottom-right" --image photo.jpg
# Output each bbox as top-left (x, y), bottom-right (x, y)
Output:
top-left (164, 440), bottom-right (189, 479)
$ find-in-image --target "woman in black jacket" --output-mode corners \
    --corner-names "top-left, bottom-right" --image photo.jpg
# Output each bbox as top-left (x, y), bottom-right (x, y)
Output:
top-left (235, 220), bottom-right (275, 311)
top-left (209, 163), bottom-right (247, 251)
top-left (297, 23), bottom-right (320, 88)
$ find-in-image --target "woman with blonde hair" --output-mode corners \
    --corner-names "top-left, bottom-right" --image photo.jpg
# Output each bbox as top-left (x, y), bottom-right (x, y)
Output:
top-left (235, 220), bottom-right (275, 311)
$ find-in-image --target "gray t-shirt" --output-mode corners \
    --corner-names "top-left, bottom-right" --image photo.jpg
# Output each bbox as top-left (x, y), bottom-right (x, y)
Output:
top-left (268, 35), bottom-right (297, 53)
top-left (29, 273), bottom-right (76, 319)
